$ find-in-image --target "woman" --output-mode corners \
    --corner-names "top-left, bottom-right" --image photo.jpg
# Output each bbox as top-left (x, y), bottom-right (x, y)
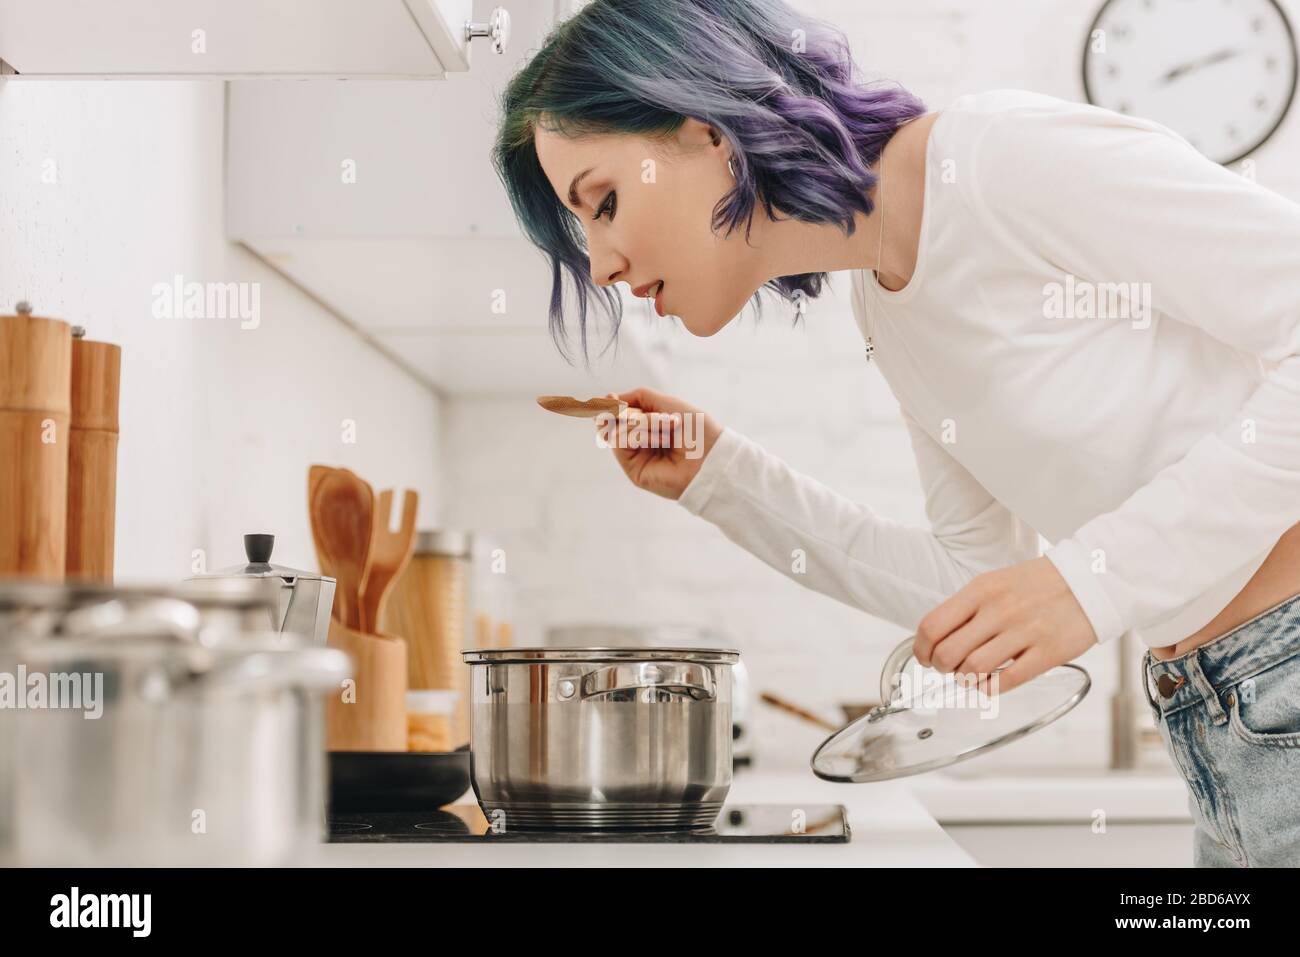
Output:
top-left (493, 0), bottom-right (1300, 866)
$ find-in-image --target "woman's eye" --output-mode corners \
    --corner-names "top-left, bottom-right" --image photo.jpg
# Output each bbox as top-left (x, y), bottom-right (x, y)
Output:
top-left (593, 190), bottom-right (616, 222)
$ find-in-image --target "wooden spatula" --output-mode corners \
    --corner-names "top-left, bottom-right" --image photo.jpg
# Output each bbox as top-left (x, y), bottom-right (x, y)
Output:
top-left (308, 464), bottom-right (336, 578)
top-left (536, 394), bottom-right (627, 418)
top-left (359, 488), bottom-right (419, 635)
top-left (311, 467), bottom-right (374, 631)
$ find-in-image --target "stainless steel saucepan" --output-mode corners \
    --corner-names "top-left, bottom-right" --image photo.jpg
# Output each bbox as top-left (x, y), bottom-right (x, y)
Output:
top-left (14, 631), bottom-right (350, 866)
top-left (462, 646), bottom-right (739, 831)
top-left (0, 580), bottom-right (350, 866)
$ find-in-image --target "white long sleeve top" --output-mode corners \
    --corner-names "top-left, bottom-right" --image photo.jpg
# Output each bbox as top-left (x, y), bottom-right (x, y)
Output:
top-left (677, 89), bottom-right (1300, 650)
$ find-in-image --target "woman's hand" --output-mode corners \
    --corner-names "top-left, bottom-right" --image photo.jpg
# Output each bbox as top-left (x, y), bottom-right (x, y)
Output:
top-left (596, 387), bottom-right (724, 501)
top-left (913, 556), bottom-right (1098, 694)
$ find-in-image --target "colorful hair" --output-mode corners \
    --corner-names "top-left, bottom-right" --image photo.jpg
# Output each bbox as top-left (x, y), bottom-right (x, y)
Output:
top-left (493, 0), bottom-right (927, 363)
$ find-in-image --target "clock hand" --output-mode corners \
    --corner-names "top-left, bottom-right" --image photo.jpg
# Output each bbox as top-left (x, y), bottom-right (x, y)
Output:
top-left (1160, 47), bottom-right (1241, 85)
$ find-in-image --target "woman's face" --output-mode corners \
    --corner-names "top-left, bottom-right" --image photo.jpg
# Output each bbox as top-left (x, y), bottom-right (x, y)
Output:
top-left (533, 117), bottom-right (766, 337)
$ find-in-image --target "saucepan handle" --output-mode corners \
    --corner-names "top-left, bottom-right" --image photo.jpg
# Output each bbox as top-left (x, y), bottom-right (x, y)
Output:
top-left (580, 662), bottom-right (716, 701)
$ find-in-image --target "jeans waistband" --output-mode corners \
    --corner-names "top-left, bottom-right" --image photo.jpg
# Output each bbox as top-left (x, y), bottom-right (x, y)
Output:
top-left (1143, 590), bottom-right (1300, 720)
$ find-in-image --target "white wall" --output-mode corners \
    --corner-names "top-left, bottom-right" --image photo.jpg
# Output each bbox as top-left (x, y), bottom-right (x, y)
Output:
top-left (441, 0), bottom-right (1300, 773)
top-left (0, 80), bottom-right (441, 580)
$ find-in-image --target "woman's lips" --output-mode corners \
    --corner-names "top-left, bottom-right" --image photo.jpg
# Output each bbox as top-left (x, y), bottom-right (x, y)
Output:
top-left (632, 280), bottom-right (666, 316)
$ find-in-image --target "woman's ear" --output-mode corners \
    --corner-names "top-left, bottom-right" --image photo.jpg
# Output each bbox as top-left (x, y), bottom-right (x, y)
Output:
top-left (677, 116), bottom-right (722, 149)
top-left (673, 118), bottom-right (732, 169)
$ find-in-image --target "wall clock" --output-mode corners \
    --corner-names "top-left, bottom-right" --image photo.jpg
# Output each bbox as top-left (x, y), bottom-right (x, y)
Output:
top-left (1083, 0), bottom-right (1298, 165)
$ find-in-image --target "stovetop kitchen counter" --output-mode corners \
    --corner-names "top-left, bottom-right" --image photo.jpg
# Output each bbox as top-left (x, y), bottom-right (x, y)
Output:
top-left (309, 770), bottom-right (977, 867)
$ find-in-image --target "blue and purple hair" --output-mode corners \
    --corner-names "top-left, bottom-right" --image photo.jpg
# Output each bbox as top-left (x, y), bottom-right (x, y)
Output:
top-left (493, 0), bottom-right (927, 363)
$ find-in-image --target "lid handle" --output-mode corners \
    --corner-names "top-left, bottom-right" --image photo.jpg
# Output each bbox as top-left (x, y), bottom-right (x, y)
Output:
top-left (244, 533), bottom-right (275, 565)
top-left (880, 635), bottom-right (917, 707)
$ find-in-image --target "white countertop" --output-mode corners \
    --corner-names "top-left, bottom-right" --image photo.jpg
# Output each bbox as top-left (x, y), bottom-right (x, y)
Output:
top-left (311, 770), bottom-right (978, 868)
top-left (310, 762), bottom-right (1192, 867)
top-left (913, 767), bottom-right (1192, 824)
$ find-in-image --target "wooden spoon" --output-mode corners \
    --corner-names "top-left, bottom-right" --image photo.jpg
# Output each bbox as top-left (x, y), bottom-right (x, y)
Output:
top-left (759, 691), bottom-right (842, 733)
top-left (359, 488), bottom-right (419, 635)
top-left (311, 467), bottom-right (374, 631)
top-left (536, 394), bottom-right (627, 418)
top-left (308, 464), bottom-right (336, 578)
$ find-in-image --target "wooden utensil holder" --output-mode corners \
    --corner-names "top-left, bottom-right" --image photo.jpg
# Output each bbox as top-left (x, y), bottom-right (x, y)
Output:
top-left (325, 617), bottom-right (408, 752)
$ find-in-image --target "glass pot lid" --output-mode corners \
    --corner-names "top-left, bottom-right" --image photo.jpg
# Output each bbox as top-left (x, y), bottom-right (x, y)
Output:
top-left (811, 635), bottom-right (1090, 783)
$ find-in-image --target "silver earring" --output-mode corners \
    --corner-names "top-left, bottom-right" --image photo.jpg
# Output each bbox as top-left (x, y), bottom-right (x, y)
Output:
top-left (727, 156), bottom-right (736, 178)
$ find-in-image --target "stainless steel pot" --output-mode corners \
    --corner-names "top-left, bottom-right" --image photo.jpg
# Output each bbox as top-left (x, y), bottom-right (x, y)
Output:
top-left (0, 578), bottom-right (285, 863)
top-left (0, 580), bottom-right (349, 866)
top-left (0, 578), bottom-right (282, 644)
top-left (545, 623), bottom-right (754, 767)
top-left (462, 647), bottom-right (739, 831)
top-left (14, 632), bottom-right (349, 867)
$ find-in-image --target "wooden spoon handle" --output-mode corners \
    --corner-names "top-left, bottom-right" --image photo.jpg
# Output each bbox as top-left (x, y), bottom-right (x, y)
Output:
top-left (358, 489), bottom-right (392, 635)
top-left (759, 691), bottom-right (841, 732)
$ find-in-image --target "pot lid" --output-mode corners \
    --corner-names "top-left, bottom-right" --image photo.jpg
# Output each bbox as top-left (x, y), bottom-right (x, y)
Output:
top-left (544, 622), bottom-right (728, 647)
top-left (0, 577), bottom-right (275, 611)
top-left (811, 635), bottom-right (1090, 783)
top-left (196, 533), bottom-right (333, 584)
top-left (463, 646), bottom-right (739, 665)
top-left (27, 635), bottom-right (351, 699)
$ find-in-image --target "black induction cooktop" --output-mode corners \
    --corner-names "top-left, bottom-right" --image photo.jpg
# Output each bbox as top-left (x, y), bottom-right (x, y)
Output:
top-left (327, 803), bottom-right (850, 844)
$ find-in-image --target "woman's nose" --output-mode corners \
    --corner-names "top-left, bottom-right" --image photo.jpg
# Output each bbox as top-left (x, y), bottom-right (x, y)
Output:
top-left (588, 241), bottom-right (627, 289)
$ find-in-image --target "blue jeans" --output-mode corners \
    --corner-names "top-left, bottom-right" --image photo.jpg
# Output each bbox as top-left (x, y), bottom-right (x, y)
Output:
top-left (1143, 590), bottom-right (1300, 867)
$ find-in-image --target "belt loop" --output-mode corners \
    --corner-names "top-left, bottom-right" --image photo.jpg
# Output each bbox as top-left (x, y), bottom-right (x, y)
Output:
top-left (1184, 649), bottom-right (1227, 726)
top-left (1141, 650), bottom-right (1159, 711)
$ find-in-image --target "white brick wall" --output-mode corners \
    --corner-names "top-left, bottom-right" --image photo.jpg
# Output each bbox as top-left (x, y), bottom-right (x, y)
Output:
top-left (440, 0), bottom-right (1300, 773)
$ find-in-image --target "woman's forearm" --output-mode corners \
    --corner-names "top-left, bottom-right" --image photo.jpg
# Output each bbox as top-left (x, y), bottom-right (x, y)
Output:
top-left (678, 426), bottom-right (1040, 630)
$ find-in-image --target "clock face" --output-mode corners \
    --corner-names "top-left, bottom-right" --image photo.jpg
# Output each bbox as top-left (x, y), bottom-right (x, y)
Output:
top-left (1083, 0), bottom-right (1298, 164)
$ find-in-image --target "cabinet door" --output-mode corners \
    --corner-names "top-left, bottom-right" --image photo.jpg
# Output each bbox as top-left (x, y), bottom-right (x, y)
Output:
top-left (405, 0), bottom-right (476, 74)
top-left (0, 0), bottom-right (472, 78)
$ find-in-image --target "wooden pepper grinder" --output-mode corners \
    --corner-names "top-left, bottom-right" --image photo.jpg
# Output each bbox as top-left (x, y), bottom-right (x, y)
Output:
top-left (65, 325), bottom-right (121, 582)
top-left (0, 302), bottom-right (72, 580)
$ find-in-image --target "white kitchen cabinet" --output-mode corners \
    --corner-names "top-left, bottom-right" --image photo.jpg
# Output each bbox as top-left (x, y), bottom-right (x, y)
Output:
top-left (224, 80), bottom-right (515, 240)
top-left (914, 768), bottom-right (1196, 866)
top-left (943, 823), bottom-right (1197, 868)
top-left (0, 0), bottom-right (492, 79)
top-left (223, 1), bottom-right (674, 396)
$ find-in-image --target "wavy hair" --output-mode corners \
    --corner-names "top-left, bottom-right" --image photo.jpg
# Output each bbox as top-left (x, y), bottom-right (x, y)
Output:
top-left (493, 0), bottom-right (927, 364)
